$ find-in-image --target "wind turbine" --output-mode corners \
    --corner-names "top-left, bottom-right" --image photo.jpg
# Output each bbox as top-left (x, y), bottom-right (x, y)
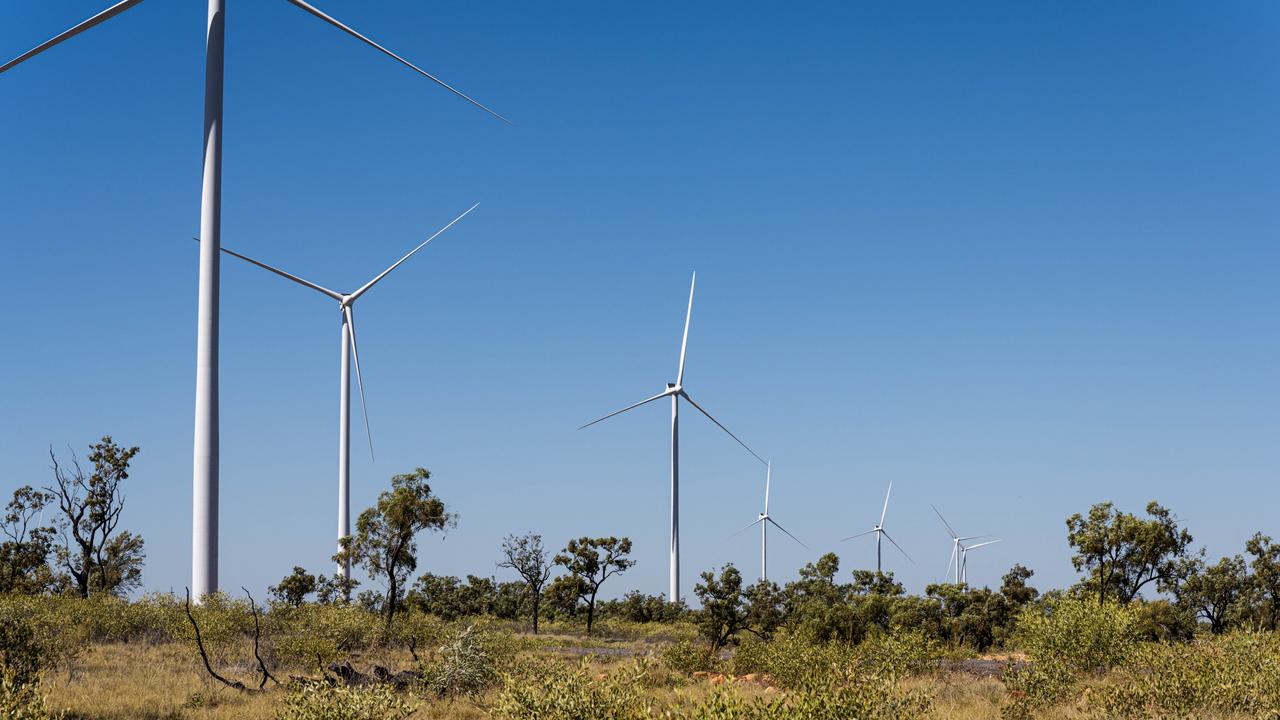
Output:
top-left (932, 505), bottom-right (993, 584)
top-left (199, 204), bottom-right (477, 582)
top-left (2, 0), bottom-right (505, 599)
top-left (729, 462), bottom-right (807, 582)
top-left (841, 483), bottom-right (912, 573)
top-left (958, 539), bottom-right (1002, 585)
top-left (579, 273), bottom-right (765, 603)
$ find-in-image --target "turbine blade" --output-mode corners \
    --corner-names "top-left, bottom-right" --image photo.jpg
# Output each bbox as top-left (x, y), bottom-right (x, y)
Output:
top-left (966, 539), bottom-right (1003, 551)
top-left (578, 390), bottom-right (670, 430)
top-left (727, 517), bottom-right (764, 540)
top-left (879, 482), bottom-right (892, 527)
top-left (840, 528), bottom-right (877, 542)
top-left (957, 534), bottom-right (991, 543)
top-left (1, 0), bottom-right (146, 74)
top-left (195, 237), bottom-right (343, 301)
top-left (767, 517), bottom-right (808, 549)
top-left (679, 391), bottom-right (766, 466)
top-left (763, 461), bottom-right (771, 515)
top-left (348, 203), bottom-right (478, 302)
top-left (345, 305), bottom-right (374, 462)
top-left (675, 272), bottom-right (695, 387)
top-left (880, 529), bottom-right (914, 563)
top-left (932, 505), bottom-right (959, 539)
top-left (281, 0), bottom-right (510, 124)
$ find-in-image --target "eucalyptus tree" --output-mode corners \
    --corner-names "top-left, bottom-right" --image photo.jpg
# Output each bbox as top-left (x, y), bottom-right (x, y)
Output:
top-left (554, 536), bottom-right (635, 634)
top-left (340, 468), bottom-right (455, 627)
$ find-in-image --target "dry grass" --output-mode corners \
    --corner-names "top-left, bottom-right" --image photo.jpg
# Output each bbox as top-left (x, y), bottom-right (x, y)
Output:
top-left (36, 639), bottom-right (1259, 720)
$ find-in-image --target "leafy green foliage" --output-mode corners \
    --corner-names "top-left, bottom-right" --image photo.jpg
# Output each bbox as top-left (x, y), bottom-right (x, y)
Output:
top-left (0, 487), bottom-right (57, 595)
top-left (276, 680), bottom-right (416, 720)
top-left (419, 623), bottom-right (504, 698)
top-left (493, 657), bottom-right (653, 720)
top-left (497, 532), bottom-right (553, 633)
top-left (693, 565), bottom-right (751, 652)
top-left (554, 536), bottom-right (635, 634)
top-left (1095, 632), bottom-right (1280, 718)
top-left (1066, 501), bottom-right (1194, 605)
top-left (269, 567), bottom-right (318, 608)
top-left (340, 468), bottom-right (455, 627)
top-left (1003, 596), bottom-right (1138, 718)
top-left (0, 668), bottom-right (58, 720)
top-left (47, 437), bottom-right (144, 599)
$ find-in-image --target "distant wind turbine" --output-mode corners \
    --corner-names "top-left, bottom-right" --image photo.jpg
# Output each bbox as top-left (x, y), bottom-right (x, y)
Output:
top-left (958, 539), bottom-right (1002, 585)
top-left (579, 273), bottom-right (765, 603)
top-left (729, 462), bottom-right (807, 582)
top-left (2, 0), bottom-right (505, 600)
top-left (932, 505), bottom-right (995, 584)
top-left (842, 483), bottom-right (912, 573)
top-left (198, 204), bottom-right (478, 582)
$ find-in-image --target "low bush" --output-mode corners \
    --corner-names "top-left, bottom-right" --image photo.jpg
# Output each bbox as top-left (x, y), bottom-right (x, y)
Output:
top-left (1094, 632), bottom-right (1280, 718)
top-left (661, 639), bottom-right (720, 675)
top-left (276, 680), bottom-right (416, 720)
top-left (492, 657), bottom-right (652, 720)
top-left (419, 623), bottom-right (505, 698)
top-left (1002, 596), bottom-right (1137, 719)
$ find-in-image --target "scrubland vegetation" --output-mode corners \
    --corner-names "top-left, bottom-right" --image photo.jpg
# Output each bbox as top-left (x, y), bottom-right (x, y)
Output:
top-left (5, 437), bottom-right (1280, 718)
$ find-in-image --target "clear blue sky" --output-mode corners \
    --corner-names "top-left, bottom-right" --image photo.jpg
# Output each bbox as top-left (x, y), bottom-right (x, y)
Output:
top-left (1, 1), bottom-right (1277, 601)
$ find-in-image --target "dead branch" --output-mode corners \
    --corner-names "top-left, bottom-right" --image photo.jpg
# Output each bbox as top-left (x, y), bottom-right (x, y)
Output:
top-left (184, 587), bottom-right (247, 692)
top-left (243, 587), bottom-right (279, 689)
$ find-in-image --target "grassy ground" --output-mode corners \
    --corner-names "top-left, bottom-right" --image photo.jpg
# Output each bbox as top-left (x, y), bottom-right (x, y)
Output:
top-left (38, 640), bottom-right (1012, 720)
top-left (38, 638), bottom-right (1263, 720)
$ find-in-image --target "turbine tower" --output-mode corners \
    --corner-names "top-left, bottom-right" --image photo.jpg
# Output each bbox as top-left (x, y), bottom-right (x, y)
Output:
top-left (200, 205), bottom-right (477, 581)
top-left (932, 505), bottom-right (994, 584)
top-left (729, 462), bottom-right (807, 582)
top-left (580, 273), bottom-right (765, 603)
top-left (841, 483), bottom-right (912, 573)
top-left (2, 0), bottom-right (505, 599)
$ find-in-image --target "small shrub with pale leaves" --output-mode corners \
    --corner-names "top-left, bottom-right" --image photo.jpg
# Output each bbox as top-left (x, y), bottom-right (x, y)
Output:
top-left (276, 680), bottom-right (416, 720)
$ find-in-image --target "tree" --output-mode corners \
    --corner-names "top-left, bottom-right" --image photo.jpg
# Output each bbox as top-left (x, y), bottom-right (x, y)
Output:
top-left (47, 437), bottom-right (143, 598)
top-left (1247, 533), bottom-right (1280, 631)
top-left (0, 486), bottom-right (56, 594)
top-left (314, 573), bottom-right (359, 604)
top-left (541, 574), bottom-right (584, 621)
top-left (1000, 564), bottom-right (1039, 606)
top-left (694, 564), bottom-right (752, 652)
top-left (553, 536), bottom-right (634, 634)
top-left (269, 566), bottom-right (317, 607)
top-left (1176, 555), bottom-right (1253, 634)
top-left (497, 532), bottom-right (553, 634)
top-left (743, 580), bottom-right (785, 639)
top-left (341, 468), bottom-right (455, 628)
top-left (1065, 501), bottom-right (1194, 606)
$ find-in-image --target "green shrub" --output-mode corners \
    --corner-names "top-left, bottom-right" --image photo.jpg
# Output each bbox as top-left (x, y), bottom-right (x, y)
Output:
top-left (492, 657), bottom-right (652, 720)
top-left (666, 675), bottom-right (931, 720)
top-left (854, 629), bottom-right (941, 681)
top-left (1003, 596), bottom-right (1137, 719)
top-left (276, 680), bottom-right (416, 720)
top-left (419, 624), bottom-right (502, 698)
top-left (1094, 632), bottom-right (1280, 718)
top-left (726, 628), bottom-right (857, 689)
top-left (0, 668), bottom-right (60, 720)
top-left (661, 639), bottom-right (720, 675)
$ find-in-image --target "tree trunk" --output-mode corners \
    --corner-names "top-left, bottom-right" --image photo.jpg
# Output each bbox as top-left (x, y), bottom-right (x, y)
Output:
top-left (532, 592), bottom-right (540, 634)
top-left (587, 588), bottom-right (598, 635)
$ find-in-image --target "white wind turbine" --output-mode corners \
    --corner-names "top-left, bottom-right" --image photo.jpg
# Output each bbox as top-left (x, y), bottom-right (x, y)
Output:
top-left (958, 539), bottom-right (1002, 585)
top-left (580, 273), bottom-right (765, 603)
top-left (932, 505), bottom-right (995, 584)
top-left (841, 483), bottom-right (913, 573)
top-left (199, 204), bottom-right (477, 582)
top-left (729, 462), bottom-right (807, 582)
top-left (2, 0), bottom-right (505, 599)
